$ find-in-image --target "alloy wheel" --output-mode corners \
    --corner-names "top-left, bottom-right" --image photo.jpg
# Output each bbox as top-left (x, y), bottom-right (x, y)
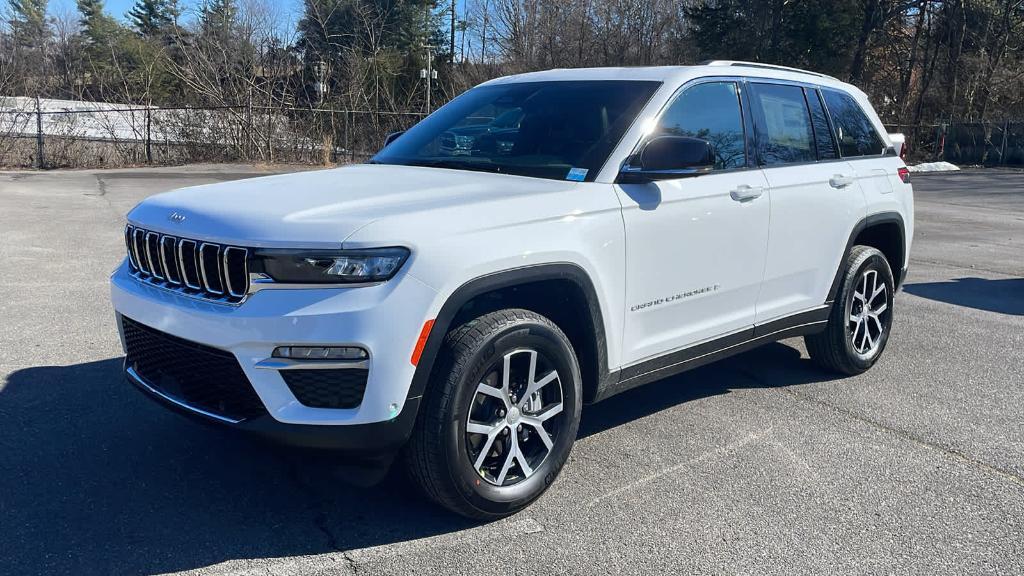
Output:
top-left (465, 348), bottom-right (565, 486)
top-left (848, 269), bottom-right (889, 357)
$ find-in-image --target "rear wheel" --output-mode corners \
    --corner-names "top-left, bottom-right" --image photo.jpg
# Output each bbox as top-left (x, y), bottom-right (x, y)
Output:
top-left (404, 309), bottom-right (582, 519)
top-left (806, 245), bottom-right (895, 375)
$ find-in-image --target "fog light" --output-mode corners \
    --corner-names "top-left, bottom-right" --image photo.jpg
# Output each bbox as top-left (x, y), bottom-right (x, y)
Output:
top-left (272, 346), bottom-right (368, 360)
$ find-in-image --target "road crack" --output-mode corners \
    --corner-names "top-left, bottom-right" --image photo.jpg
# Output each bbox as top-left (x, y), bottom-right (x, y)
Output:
top-left (87, 174), bottom-right (109, 196)
top-left (743, 369), bottom-right (1024, 490)
top-left (85, 173), bottom-right (130, 225)
top-left (273, 452), bottom-right (361, 574)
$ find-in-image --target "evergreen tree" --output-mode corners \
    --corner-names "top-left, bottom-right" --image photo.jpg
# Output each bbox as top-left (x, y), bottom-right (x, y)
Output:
top-left (199, 0), bottom-right (237, 39)
top-left (297, 0), bottom-right (445, 106)
top-left (7, 0), bottom-right (49, 48)
top-left (71, 0), bottom-right (177, 102)
top-left (191, 0), bottom-right (250, 103)
top-left (6, 0), bottom-right (50, 93)
top-left (128, 0), bottom-right (179, 37)
top-left (298, 0), bottom-right (442, 60)
top-left (76, 0), bottom-right (102, 21)
top-left (77, 0), bottom-right (122, 47)
top-left (686, 0), bottom-right (861, 78)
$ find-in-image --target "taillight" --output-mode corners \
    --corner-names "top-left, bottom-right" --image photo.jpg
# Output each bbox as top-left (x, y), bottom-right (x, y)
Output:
top-left (897, 167), bottom-right (911, 184)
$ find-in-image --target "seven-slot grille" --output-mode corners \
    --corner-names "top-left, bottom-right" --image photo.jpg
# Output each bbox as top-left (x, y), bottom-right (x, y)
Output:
top-left (125, 225), bottom-right (249, 304)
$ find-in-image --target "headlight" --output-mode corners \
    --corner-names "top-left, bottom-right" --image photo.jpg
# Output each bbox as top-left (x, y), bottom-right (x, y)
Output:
top-left (252, 247), bottom-right (410, 284)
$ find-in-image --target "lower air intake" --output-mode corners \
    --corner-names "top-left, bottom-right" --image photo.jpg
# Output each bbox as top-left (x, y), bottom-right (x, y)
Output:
top-left (281, 369), bottom-right (369, 409)
top-left (122, 316), bottom-right (268, 421)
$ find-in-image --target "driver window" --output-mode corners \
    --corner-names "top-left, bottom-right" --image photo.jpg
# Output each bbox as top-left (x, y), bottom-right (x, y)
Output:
top-left (655, 82), bottom-right (747, 170)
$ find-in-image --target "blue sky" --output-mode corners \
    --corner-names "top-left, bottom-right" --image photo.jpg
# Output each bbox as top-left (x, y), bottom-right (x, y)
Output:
top-left (48, 0), bottom-right (462, 31)
top-left (48, 0), bottom-right (302, 29)
top-left (50, 0), bottom-right (207, 21)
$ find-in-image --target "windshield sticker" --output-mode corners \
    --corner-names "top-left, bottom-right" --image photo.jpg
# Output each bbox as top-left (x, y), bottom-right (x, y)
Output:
top-left (566, 167), bottom-right (588, 182)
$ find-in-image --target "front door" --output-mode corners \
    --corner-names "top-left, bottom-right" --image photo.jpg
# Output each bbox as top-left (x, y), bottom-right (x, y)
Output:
top-left (616, 80), bottom-right (770, 367)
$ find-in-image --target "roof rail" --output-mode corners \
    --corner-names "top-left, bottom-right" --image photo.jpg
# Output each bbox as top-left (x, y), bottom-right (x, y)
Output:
top-left (699, 60), bottom-right (837, 80)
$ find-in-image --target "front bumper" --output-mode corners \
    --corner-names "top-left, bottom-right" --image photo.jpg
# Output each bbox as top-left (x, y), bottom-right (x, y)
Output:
top-left (110, 261), bottom-right (438, 435)
top-left (125, 361), bottom-right (421, 451)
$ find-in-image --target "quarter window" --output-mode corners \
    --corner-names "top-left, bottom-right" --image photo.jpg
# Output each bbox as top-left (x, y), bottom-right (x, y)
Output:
top-left (654, 81), bottom-right (747, 170)
top-left (749, 83), bottom-right (816, 165)
top-left (821, 89), bottom-right (885, 157)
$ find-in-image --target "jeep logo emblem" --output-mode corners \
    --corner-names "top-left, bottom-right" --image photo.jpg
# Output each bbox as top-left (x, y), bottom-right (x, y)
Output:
top-left (168, 212), bottom-right (186, 224)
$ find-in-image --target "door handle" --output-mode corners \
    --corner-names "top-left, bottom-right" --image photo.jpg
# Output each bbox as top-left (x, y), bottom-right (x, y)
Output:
top-left (730, 185), bottom-right (764, 202)
top-left (829, 175), bottom-right (855, 189)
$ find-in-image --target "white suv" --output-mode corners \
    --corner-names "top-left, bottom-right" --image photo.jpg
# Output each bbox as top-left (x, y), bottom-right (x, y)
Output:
top-left (111, 62), bottom-right (913, 518)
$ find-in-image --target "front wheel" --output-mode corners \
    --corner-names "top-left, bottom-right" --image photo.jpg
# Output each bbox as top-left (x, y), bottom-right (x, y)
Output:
top-left (806, 245), bottom-right (895, 375)
top-left (404, 309), bottom-right (582, 519)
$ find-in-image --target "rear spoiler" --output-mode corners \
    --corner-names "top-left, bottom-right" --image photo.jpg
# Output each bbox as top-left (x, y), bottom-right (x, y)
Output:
top-left (888, 133), bottom-right (907, 160)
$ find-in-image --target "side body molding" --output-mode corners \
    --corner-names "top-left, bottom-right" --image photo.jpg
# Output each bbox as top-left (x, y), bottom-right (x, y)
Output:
top-left (406, 263), bottom-right (618, 405)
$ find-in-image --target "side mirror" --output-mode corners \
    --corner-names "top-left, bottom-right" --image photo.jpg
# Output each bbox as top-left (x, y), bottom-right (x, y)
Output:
top-left (383, 130), bottom-right (405, 148)
top-left (618, 136), bottom-right (716, 183)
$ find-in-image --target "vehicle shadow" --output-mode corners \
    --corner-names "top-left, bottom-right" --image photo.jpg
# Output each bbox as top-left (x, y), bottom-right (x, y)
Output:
top-left (902, 277), bottom-right (1024, 316)
top-left (0, 358), bottom-right (476, 575)
top-left (1, 341), bottom-right (836, 575)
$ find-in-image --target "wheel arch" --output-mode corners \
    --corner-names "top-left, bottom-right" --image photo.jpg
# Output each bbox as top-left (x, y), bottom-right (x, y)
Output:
top-left (827, 211), bottom-right (907, 303)
top-left (408, 263), bottom-right (616, 406)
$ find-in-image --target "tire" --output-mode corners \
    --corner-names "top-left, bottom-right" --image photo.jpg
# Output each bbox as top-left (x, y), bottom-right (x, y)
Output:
top-left (806, 245), bottom-right (895, 375)
top-left (404, 309), bottom-right (582, 519)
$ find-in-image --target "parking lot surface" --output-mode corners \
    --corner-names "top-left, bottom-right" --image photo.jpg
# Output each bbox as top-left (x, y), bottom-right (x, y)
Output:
top-left (1, 166), bottom-right (1022, 575)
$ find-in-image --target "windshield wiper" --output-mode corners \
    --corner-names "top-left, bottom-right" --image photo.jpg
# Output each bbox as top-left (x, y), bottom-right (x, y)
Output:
top-left (406, 159), bottom-right (505, 174)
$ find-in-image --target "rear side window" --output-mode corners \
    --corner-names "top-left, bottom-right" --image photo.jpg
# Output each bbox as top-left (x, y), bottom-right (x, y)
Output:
top-left (805, 88), bottom-right (838, 160)
top-left (749, 83), bottom-right (815, 165)
top-left (821, 89), bottom-right (885, 157)
top-left (655, 81), bottom-right (747, 170)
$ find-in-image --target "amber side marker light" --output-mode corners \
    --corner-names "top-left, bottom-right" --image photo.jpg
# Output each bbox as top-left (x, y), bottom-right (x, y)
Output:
top-left (411, 319), bottom-right (435, 366)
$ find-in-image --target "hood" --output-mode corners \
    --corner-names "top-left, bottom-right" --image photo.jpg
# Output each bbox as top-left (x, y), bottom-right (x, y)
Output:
top-left (127, 164), bottom-right (577, 248)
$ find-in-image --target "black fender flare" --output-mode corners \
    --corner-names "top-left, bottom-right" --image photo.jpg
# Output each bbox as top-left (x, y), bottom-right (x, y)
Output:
top-left (406, 263), bottom-right (615, 404)
top-left (827, 211), bottom-right (907, 304)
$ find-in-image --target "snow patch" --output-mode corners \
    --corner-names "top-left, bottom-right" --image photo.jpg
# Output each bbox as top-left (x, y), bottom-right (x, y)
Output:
top-left (908, 161), bottom-right (960, 173)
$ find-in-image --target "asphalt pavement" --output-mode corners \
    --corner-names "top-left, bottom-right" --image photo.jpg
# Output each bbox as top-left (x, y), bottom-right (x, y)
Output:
top-left (1, 166), bottom-right (1021, 575)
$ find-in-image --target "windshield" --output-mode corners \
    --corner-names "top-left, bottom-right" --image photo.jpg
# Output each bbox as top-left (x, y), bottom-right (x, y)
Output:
top-left (372, 80), bottom-right (661, 182)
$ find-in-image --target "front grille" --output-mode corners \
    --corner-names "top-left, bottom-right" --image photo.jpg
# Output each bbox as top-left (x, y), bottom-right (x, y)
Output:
top-left (125, 225), bottom-right (249, 304)
top-left (122, 316), bottom-right (268, 421)
top-left (282, 369), bottom-right (368, 409)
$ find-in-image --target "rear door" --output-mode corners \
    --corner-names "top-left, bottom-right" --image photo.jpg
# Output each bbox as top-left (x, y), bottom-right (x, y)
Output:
top-left (615, 80), bottom-right (771, 366)
top-left (749, 82), bottom-right (867, 324)
top-left (820, 88), bottom-right (894, 196)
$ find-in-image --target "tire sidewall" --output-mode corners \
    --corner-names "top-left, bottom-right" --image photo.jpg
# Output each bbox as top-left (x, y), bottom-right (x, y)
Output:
top-left (443, 317), bottom-right (582, 516)
top-left (841, 250), bottom-right (895, 369)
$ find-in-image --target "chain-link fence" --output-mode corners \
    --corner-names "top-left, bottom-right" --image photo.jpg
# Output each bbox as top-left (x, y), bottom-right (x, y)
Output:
top-left (4, 97), bottom-right (1022, 169)
top-left (936, 121), bottom-right (1024, 166)
top-left (885, 121), bottom-right (1024, 166)
top-left (0, 97), bottom-right (427, 169)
